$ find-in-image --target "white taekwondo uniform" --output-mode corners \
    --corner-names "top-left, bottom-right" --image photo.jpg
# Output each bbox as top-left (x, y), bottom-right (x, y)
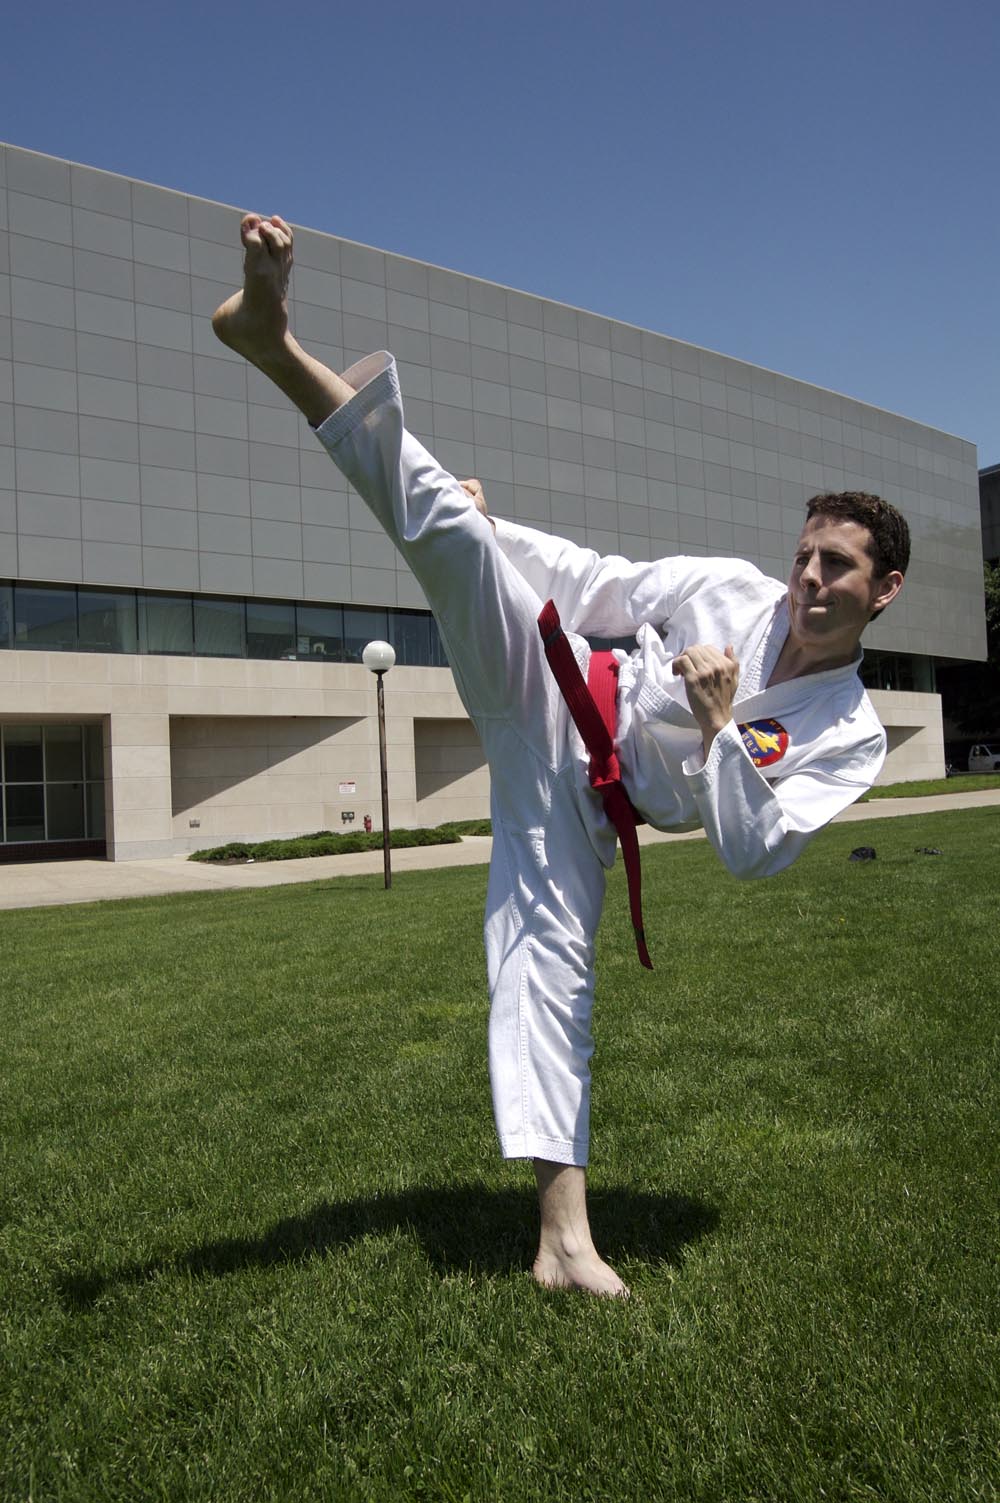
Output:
top-left (315, 353), bottom-right (886, 1167)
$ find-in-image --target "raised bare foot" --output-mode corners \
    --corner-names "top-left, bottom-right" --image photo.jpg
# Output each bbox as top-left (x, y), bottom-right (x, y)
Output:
top-left (533, 1243), bottom-right (630, 1298)
top-left (212, 214), bottom-right (293, 367)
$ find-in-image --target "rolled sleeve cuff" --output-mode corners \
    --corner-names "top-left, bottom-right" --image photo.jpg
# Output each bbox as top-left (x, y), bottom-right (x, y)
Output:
top-left (313, 351), bottom-right (398, 448)
top-left (682, 718), bottom-right (746, 786)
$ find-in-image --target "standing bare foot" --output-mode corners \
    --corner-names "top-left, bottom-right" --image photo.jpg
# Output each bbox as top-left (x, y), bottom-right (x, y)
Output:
top-left (212, 214), bottom-right (293, 368)
top-left (533, 1160), bottom-right (630, 1298)
top-left (533, 1244), bottom-right (630, 1298)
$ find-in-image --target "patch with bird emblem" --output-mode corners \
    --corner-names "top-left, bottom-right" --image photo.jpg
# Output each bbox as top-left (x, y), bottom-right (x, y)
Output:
top-left (737, 717), bottom-right (789, 767)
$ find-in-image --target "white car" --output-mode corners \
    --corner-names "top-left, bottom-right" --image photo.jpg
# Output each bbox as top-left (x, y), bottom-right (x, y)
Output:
top-left (968, 744), bottom-right (1000, 772)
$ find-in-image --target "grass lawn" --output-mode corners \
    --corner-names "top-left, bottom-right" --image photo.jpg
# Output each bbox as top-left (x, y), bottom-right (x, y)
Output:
top-left (860, 773), bottom-right (1000, 800)
top-left (2, 806), bottom-right (998, 1502)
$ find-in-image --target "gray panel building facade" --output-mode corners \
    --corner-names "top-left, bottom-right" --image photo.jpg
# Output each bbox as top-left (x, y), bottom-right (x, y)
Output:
top-left (0, 144), bottom-right (985, 858)
top-left (980, 464), bottom-right (1000, 564)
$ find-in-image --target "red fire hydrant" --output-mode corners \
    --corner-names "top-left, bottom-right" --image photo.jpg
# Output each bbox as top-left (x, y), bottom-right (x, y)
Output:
top-left (363, 814), bottom-right (373, 833)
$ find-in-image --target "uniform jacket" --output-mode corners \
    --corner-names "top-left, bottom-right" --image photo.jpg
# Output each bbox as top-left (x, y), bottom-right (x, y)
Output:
top-left (315, 351), bottom-right (886, 885)
top-left (492, 518), bottom-right (886, 878)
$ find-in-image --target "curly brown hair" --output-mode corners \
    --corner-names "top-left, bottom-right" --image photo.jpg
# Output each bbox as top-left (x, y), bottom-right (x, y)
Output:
top-left (805, 492), bottom-right (910, 578)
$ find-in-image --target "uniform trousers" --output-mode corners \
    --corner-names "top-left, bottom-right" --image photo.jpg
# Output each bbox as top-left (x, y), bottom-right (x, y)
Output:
top-left (316, 356), bottom-right (619, 1166)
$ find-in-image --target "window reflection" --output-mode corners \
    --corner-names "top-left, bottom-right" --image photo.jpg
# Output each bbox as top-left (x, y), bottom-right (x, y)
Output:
top-left (860, 651), bottom-right (933, 693)
top-left (297, 604), bottom-right (344, 660)
top-left (427, 617), bottom-right (449, 668)
top-left (388, 610), bottom-right (430, 666)
top-left (78, 589), bottom-right (138, 653)
top-left (86, 779), bottom-right (105, 839)
top-left (246, 601), bottom-right (296, 660)
top-left (14, 586), bottom-right (77, 650)
top-left (4, 724), bottom-right (43, 782)
top-left (193, 598), bottom-right (245, 657)
top-left (1, 723), bottom-right (106, 846)
top-left (45, 725), bottom-right (84, 782)
top-left (5, 784), bottom-right (45, 842)
top-left (47, 783), bottom-right (86, 840)
top-left (84, 724), bottom-right (105, 781)
top-left (2, 582), bottom-right (470, 675)
top-left (140, 594), bottom-right (195, 655)
top-left (344, 607), bottom-right (388, 663)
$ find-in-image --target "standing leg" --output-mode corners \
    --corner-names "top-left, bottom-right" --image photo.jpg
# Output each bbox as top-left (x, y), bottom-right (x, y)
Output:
top-left (485, 754), bottom-right (628, 1297)
top-left (534, 1162), bottom-right (628, 1297)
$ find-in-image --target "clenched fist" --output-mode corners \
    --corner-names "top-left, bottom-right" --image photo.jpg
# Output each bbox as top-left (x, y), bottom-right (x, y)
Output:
top-left (671, 643), bottom-right (740, 750)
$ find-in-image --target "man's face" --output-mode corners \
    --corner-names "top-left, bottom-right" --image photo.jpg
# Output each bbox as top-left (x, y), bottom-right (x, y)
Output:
top-left (786, 516), bottom-right (902, 653)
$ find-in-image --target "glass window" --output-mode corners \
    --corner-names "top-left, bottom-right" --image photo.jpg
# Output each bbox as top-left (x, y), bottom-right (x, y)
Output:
top-left (296, 604), bottom-right (344, 661)
top-left (5, 784), bottom-right (45, 842)
top-left (194, 598), bottom-right (245, 657)
top-left (913, 657), bottom-right (936, 693)
top-left (0, 582), bottom-right (465, 671)
top-left (344, 607), bottom-right (389, 663)
top-left (140, 593), bottom-right (195, 655)
top-left (4, 725), bottom-right (44, 783)
top-left (78, 589), bottom-right (138, 653)
top-left (84, 724), bottom-right (105, 781)
top-left (388, 610), bottom-right (430, 666)
top-left (0, 584), bottom-right (11, 649)
top-left (14, 585), bottom-right (78, 650)
top-left (47, 783), bottom-right (86, 840)
top-left (86, 780), bottom-right (105, 840)
top-left (427, 616), bottom-right (449, 668)
top-left (45, 725), bottom-right (84, 782)
top-left (895, 657), bottom-right (915, 692)
top-left (246, 600), bottom-right (297, 660)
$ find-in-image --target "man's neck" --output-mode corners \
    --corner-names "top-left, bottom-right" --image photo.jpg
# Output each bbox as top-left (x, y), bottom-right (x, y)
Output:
top-left (768, 630), bottom-right (858, 688)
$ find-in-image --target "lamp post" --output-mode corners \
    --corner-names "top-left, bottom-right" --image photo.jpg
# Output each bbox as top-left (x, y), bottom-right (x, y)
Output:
top-left (362, 639), bottom-right (396, 888)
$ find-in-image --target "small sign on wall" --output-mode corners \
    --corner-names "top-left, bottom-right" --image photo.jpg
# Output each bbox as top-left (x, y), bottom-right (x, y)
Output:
top-left (339, 781), bottom-right (356, 795)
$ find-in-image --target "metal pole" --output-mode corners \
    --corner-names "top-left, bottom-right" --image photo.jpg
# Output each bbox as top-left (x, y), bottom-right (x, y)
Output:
top-left (375, 669), bottom-right (391, 889)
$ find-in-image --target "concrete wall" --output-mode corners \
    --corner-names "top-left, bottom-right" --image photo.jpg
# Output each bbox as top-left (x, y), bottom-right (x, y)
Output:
top-left (0, 648), bottom-right (471, 857)
top-left (170, 715), bottom-right (368, 847)
top-left (414, 717), bottom-right (488, 826)
top-left (869, 689), bottom-right (945, 782)
top-left (0, 648), bottom-right (946, 858)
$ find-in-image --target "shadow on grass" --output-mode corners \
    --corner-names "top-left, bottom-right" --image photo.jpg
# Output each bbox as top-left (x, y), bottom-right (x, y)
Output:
top-left (58, 1184), bottom-right (718, 1310)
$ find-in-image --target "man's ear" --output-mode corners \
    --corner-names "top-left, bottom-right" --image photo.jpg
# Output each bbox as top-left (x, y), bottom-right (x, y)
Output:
top-left (872, 570), bottom-right (904, 614)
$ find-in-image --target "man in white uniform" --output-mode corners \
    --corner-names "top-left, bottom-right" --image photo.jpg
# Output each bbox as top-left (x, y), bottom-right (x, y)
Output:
top-left (213, 215), bottom-right (907, 1297)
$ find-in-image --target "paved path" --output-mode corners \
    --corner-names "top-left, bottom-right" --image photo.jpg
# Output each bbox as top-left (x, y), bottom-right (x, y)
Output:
top-left (1, 791), bottom-right (998, 913)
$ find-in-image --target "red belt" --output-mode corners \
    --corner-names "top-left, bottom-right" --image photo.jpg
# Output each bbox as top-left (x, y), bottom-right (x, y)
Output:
top-left (538, 600), bottom-right (652, 969)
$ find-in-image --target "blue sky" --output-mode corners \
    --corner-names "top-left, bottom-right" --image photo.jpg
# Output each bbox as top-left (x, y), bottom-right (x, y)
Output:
top-left (5, 0), bottom-right (998, 462)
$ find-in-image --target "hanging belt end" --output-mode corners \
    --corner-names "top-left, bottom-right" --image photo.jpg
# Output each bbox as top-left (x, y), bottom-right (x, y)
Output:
top-left (636, 928), bottom-right (653, 970)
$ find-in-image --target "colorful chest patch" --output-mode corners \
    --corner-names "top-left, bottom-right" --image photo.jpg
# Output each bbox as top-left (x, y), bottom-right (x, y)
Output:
top-left (738, 717), bottom-right (789, 767)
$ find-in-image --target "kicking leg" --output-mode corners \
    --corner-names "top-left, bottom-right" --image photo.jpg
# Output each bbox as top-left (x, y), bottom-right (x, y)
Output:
top-left (212, 214), bottom-right (355, 427)
top-left (214, 214), bottom-right (564, 751)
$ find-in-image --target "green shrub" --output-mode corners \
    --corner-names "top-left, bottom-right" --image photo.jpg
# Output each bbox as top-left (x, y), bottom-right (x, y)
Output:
top-left (189, 825), bottom-right (465, 863)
